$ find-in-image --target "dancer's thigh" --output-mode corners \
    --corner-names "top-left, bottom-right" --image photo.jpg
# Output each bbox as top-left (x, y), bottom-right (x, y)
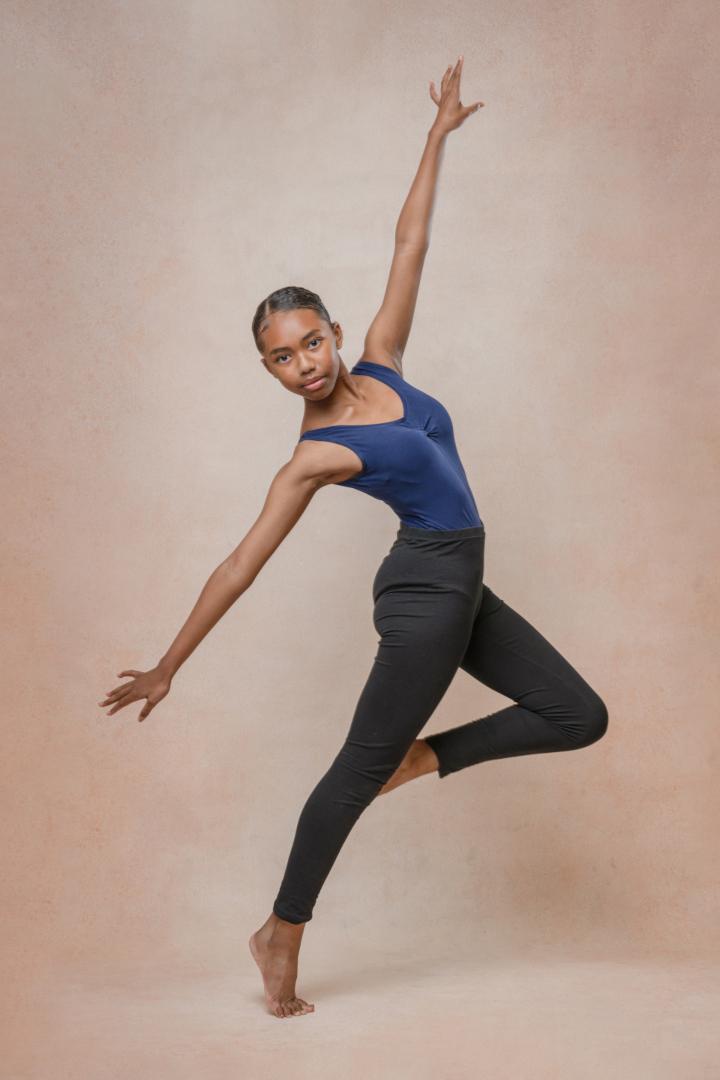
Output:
top-left (460, 584), bottom-right (601, 711)
top-left (343, 583), bottom-right (475, 756)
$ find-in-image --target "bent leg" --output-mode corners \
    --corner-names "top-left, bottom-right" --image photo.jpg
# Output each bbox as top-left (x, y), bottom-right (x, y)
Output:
top-left (424, 585), bottom-right (609, 778)
top-left (273, 585), bottom-right (475, 923)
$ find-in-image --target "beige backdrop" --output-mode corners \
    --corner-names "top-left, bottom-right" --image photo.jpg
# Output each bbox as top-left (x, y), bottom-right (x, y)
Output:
top-left (4, 0), bottom-right (719, 1074)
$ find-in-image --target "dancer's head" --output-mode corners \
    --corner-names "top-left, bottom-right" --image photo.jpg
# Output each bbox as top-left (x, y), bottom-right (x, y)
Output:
top-left (252, 286), bottom-right (343, 399)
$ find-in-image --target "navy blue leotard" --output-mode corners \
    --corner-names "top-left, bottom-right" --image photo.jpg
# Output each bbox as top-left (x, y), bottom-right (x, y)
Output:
top-left (298, 359), bottom-right (483, 531)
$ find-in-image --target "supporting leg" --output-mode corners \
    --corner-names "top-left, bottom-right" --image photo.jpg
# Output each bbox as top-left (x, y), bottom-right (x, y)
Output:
top-left (273, 586), bottom-right (476, 923)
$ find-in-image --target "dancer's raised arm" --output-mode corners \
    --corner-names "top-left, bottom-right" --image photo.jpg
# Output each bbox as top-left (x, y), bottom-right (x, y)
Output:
top-left (362, 55), bottom-right (483, 374)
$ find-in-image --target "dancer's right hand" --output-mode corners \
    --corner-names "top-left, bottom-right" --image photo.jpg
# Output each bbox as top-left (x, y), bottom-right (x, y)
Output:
top-left (98, 665), bottom-right (172, 722)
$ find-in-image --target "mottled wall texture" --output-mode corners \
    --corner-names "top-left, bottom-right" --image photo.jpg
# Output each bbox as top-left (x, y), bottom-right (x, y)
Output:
top-left (3, 0), bottom-right (718, 1031)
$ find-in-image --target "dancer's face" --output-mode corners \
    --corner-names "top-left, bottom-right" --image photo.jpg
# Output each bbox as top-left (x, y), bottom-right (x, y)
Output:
top-left (258, 308), bottom-right (343, 399)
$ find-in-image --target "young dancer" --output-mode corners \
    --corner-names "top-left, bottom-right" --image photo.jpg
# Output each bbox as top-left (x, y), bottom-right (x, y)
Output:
top-left (99, 58), bottom-right (608, 1018)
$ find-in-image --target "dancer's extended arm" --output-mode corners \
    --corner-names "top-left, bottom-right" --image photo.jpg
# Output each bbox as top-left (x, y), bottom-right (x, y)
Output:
top-left (362, 55), bottom-right (483, 375)
top-left (98, 454), bottom-right (327, 722)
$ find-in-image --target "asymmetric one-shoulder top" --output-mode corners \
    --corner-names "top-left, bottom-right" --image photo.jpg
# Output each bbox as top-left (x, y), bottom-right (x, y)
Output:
top-left (298, 360), bottom-right (483, 531)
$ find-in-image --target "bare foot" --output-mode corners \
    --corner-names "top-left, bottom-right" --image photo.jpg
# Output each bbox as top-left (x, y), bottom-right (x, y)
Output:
top-left (249, 913), bottom-right (315, 1017)
top-left (378, 738), bottom-right (439, 796)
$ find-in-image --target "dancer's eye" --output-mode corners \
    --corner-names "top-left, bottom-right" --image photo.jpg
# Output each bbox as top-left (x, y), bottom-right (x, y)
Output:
top-left (274, 338), bottom-right (320, 363)
top-left (276, 336), bottom-right (321, 362)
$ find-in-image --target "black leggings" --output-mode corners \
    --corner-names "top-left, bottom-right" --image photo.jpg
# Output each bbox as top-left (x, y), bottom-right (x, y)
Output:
top-left (273, 523), bottom-right (608, 924)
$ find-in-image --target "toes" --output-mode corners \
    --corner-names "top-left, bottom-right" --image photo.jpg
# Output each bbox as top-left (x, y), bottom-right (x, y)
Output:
top-left (270, 995), bottom-right (314, 1017)
top-left (285, 996), bottom-right (314, 1016)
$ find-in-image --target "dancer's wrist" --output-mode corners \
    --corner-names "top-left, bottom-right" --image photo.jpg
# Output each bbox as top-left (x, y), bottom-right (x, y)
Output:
top-left (428, 122), bottom-right (448, 145)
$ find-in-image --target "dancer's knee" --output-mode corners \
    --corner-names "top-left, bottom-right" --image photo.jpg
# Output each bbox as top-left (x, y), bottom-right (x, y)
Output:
top-left (575, 691), bottom-right (609, 748)
top-left (332, 740), bottom-right (403, 806)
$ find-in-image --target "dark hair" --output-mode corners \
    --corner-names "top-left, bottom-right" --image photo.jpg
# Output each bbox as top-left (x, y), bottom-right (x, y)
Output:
top-left (252, 286), bottom-right (333, 353)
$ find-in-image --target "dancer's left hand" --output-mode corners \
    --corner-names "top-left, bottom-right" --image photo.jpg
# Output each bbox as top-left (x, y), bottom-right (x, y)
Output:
top-left (429, 56), bottom-right (484, 134)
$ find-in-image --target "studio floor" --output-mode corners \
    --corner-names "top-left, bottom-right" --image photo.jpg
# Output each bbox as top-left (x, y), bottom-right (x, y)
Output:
top-left (11, 946), bottom-right (718, 1079)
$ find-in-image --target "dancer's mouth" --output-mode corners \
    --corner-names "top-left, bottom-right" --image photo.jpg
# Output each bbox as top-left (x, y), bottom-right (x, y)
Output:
top-left (302, 376), bottom-right (326, 391)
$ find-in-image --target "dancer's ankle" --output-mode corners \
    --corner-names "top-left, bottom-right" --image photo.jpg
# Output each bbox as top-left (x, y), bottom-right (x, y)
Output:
top-left (421, 738), bottom-right (440, 774)
top-left (269, 911), bottom-right (307, 937)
